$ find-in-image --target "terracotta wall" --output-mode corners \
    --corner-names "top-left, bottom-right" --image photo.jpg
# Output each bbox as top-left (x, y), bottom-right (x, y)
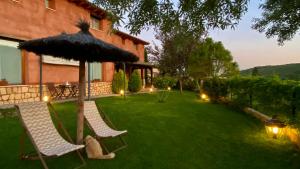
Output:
top-left (0, 0), bottom-right (146, 84)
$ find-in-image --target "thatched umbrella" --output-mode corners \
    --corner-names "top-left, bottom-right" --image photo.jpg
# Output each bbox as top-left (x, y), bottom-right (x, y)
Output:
top-left (19, 20), bottom-right (138, 144)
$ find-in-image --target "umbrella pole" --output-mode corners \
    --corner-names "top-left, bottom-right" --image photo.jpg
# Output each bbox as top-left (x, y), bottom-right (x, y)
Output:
top-left (88, 63), bottom-right (91, 100)
top-left (39, 55), bottom-right (43, 101)
top-left (77, 60), bottom-right (85, 144)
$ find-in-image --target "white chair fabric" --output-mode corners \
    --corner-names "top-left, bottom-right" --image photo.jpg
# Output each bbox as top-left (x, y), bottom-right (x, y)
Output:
top-left (84, 101), bottom-right (127, 137)
top-left (17, 102), bottom-right (84, 156)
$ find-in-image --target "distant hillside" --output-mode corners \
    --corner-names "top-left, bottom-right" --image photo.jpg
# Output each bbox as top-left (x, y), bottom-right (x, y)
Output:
top-left (240, 63), bottom-right (300, 80)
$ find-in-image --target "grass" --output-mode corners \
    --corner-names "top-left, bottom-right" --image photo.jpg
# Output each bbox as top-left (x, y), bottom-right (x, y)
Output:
top-left (0, 91), bottom-right (299, 169)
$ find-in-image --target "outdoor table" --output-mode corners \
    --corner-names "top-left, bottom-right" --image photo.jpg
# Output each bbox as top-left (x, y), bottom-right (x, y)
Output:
top-left (57, 84), bottom-right (77, 99)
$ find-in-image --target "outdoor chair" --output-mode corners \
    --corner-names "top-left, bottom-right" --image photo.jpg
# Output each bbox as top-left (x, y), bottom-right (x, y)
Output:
top-left (15, 102), bottom-right (86, 169)
top-left (70, 82), bottom-right (79, 97)
top-left (84, 101), bottom-right (127, 153)
top-left (46, 83), bottom-right (61, 100)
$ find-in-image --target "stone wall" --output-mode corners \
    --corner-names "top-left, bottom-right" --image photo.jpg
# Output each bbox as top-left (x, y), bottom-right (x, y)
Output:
top-left (86, 82), bottom-right (112, 96)
top-left (0, 82), bottom-right (112, 105)
top-left (0, 85), bottom-right (49, 105)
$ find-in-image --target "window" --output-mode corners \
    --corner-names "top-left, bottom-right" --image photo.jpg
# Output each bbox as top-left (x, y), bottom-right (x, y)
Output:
top-left (91, 16), bottom-right (103, 30)
top-left (45, 0), bottom-right (55, 9)
top-left (0, 39), bottom-right (22, 84)
top-left (90, 63), bottom-right (102, 81)
top-left (43, 55), bottom-right (79, 66)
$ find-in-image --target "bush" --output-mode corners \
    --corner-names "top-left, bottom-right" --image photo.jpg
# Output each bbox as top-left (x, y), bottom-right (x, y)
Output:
top-left (203, 78), bottom-right (229, 102)
top-left (128, 70), bottom-right (142, 92)
top-left (153, 76), bottom-right (177, 89)
top-left (112, 70), bottom-right (128, 94)
top-left (175, 78), bottom-right (199, 91)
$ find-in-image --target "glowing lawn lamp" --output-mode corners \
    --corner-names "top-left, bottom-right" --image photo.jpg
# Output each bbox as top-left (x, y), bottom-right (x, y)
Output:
top-left (120, 89), bottom-right (124, 96)
top-left (265, 115), bottom-right (286, 139)
top-left (201, 93), bottom-right (208, 100)
top-left (167, 87), bottom-right (171, 91)
top-left (200, 93), bottom-right (209, 101)
top-left (149, 87), bottom-right (153, 93)
top-left (42, 95), bottom-right (50, 102)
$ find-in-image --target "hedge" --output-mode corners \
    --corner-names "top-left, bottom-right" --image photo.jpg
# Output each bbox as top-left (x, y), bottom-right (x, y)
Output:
top-left (202, 76), bottom-right (300, 121)
top-left (153, 76), bottom-right (177, 89)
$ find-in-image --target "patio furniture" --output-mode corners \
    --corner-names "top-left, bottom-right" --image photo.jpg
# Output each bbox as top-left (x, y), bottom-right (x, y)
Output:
top-left (57, 84), bottom-right (73, 99)
top-left (19, 20), bottom-right (139, 144)
top-left (15, 102), bottom-right (85, 169)
top-left (84, 101), bottom-right (127, 153)
top-left (70, 82), bottom-right (79, 97)
top-left (47, 83), bottom-right (61, 100)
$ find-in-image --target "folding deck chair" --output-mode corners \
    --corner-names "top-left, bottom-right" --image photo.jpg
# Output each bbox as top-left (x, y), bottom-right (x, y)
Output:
top-left (16, 102), bottom-right (85, 169)
top-left (84, 101), bottom-right (127, 153)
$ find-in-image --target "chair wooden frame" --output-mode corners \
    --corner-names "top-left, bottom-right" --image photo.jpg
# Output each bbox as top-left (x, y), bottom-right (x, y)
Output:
top-left (46, 83), bottom-right (61, 100)
top-left (16, 103), bottom-right (86, 169)
top-left (84, 101), bottom-right (127, 154)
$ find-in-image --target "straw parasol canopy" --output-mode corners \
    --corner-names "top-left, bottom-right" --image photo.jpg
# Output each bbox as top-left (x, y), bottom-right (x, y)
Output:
top-left (19, 21), bottom-right (138, 62)
top-left (19, 20), bottom-right (139, 144)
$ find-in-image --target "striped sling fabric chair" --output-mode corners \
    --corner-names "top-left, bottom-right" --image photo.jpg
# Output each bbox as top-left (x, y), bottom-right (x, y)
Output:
top-left (15, 102), bottom-right (85, 169)
top-left (84, 101), bottom-right (127, 153)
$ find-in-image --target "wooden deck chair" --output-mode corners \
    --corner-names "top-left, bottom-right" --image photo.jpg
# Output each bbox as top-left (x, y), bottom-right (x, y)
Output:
top-left (84, 101), bottom-right (127, 153)
top-left (15, 102), bottom-right (86, 169)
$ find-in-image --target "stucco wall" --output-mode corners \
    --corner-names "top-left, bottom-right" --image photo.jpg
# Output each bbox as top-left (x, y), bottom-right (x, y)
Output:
top-left (0, 0), bottom-right (145, 84)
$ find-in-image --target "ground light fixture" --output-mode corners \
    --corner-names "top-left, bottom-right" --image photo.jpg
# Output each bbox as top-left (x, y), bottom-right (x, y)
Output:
top-left (167, 87), bottom-right (171, 91)
top-left (149, 87), bottom-right (153, 92)
top-left (265, 115), bottom-right (286, 139)
top-left (42, 95), bottom-right (50, 102)
top-left (120, 90), bottom-right (124, 96)
top-left (200, 93), bottom-right (210, 102)
top-left (201, 93), bottom-right (208, 100)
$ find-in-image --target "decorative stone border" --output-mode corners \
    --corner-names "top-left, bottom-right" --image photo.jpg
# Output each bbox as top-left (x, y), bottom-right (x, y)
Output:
top-left (0, 82), bottom-right (112, 105)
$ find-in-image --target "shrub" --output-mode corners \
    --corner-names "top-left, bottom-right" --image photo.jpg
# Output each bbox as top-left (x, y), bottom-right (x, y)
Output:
top-left (153, 76), bottom-right (177, 89)
top-left (175, 78), bottom-right (199, 91)
top-left (128, 70), bottom-right (142, 92)
top-left (203, 78), bottom-right (229, 102)
top-left (112, 70), bottom-right (128, 94)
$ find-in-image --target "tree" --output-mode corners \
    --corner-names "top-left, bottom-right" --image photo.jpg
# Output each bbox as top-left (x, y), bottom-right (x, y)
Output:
top-left (144, 49), bottom-right (149, 62)
top-left (153, 30), bottom-right (197, 93)
top-left (93, 0), bottom-right (249, 37)
top-left (188, 38), bottom-right (239, 80)
top-left (252, 67), bottom-right (260, 76)
top-left (252, 0), bottom-right (300, 44)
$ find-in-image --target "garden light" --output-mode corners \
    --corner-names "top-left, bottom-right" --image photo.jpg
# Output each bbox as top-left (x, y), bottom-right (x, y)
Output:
top-left (42, 96), bottom-right (49, 102)
top-left (120, 90), bottom-right (124, 96)
top-left (201, 94), bottom-right (207, 100)
top-left (200, 93), bottom-right (210, 101)
top-left (149, 88), bottom-right (153, 92)
top-left (167, 87), bottom-right (171, 91)
top-left (265, 115), bottom-right (286, 139)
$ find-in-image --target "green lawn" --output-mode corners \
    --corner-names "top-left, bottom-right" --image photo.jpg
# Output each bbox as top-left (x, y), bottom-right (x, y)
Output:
top-left (0, 91), bottom-right (299, 169)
